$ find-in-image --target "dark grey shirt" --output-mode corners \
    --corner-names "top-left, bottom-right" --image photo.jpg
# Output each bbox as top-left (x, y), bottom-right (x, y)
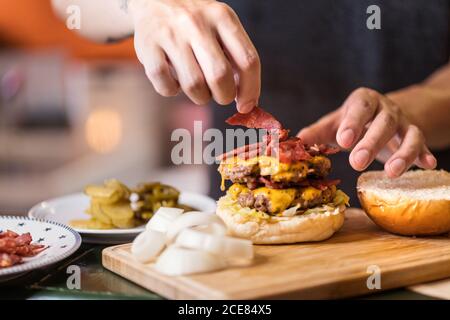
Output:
top-left (210, 0), bottom-right (450, 203)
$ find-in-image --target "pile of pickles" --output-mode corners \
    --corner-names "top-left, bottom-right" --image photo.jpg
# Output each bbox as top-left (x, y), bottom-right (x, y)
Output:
top-left (70, 179), bottom-right (189, 230)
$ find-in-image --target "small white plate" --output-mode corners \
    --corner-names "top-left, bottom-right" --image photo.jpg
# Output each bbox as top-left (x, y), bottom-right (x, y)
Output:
top-left (29, 192), bottom-right (217, 244)
top-left (0, 216), bottom-right (81, 281)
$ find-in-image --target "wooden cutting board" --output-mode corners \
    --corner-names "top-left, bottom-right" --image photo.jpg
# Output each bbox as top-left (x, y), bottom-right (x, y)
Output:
top-left (409, 279), bottom-right (450, 299)
top-left (102, 208), bottom-right (450, 299)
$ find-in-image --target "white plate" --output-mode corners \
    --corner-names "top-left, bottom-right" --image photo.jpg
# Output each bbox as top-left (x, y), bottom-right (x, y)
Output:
top-left (0, 216), bottom-right (81, 281)
top-left (28, 192), bottom-right (217, 244)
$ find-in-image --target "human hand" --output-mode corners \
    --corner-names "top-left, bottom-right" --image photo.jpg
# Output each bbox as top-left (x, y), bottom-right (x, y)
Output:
top-left (298, 87), bottom-right (437, 177)
top-left (129, 0), bottom-right (260, 112)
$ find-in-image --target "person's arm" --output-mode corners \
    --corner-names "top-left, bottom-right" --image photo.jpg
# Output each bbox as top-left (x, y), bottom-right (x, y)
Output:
top-left (298, 61), bottom-right (450, 178)
top-left (51, 0), bottom-right (135, 42)
top-left (387, 63), bottom-right (450, 150)
top-left (51, 0), bottom-right (260, 113)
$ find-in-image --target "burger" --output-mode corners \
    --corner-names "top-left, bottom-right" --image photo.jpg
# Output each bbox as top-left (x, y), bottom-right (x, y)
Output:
top-left (216, 107), bottom-right (349, 244)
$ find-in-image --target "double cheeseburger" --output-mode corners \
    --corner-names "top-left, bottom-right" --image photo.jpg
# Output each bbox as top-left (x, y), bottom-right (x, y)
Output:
top-left (216, 107), bottom-right (349, 244)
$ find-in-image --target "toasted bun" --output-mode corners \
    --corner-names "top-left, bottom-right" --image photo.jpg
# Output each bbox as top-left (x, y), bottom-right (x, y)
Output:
top-left (357, 170), bottom-right (450, 236)
top-left (216, 195), bottom-right (345, 244)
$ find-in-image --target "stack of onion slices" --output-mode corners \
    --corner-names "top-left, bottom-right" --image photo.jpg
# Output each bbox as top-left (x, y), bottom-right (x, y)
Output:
top-left (131, 207), bottom-right (254, 276)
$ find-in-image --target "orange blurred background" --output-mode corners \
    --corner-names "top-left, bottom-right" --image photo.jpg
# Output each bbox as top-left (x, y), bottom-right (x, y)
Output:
top-left (0, 0), bottom-right (135, 59)
top-left (0, 0), bottom-right (209, 214)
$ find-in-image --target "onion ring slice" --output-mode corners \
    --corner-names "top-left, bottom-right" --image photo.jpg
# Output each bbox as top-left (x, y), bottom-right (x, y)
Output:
top-left (166, 211), bottom-right (225, 243)
top-left (154, 246), bottom-right (226, 276)
top-left (146, 207), bottom-right (184, 233)
top-left (175, 227), bottom-right (253, 265)
top-left (131, 229), bottom-right (166, 263)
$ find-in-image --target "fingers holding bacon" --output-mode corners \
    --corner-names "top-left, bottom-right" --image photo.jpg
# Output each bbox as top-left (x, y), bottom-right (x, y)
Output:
top-left (226, 106), bottom-right (283, 130)
top-left (218, 107), bottom-right (340, 162)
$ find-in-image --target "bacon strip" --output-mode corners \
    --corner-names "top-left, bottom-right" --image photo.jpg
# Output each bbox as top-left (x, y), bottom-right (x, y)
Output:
top-left (219, 107), bottom-right (340, 163)
top-left (14, 233), bottom-right (32, 246)
top-left (217, 141), bottom-right (264, 162)
top-left (226, 107), bottom-right (283, 130)
top-left (0, 230), bottom-right (47, 268)
top-left (0, 230), bottom-right (18, 239)
top-left (256, 177), bottom-right (341, 190)
top-left (307, 144), bottom-right (340, 156)
top-left (278, 137), bottom-right (312, 163)
top-left (309, 179), bottom-right (341, 190)
top-left (0, 253), bottom-right (21, 268)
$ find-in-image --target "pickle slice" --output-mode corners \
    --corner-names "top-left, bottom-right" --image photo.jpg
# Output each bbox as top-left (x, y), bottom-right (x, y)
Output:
top-left (84, 185), bottom-right (122, 204)
top-left (89, 201), bottom-right (113, 225)
top-left (104, 179), bottom-right (131, 199)
top-left (82, 179), bottom-right (184, 229)
top-left (69, 218), bottom-right (114, 229)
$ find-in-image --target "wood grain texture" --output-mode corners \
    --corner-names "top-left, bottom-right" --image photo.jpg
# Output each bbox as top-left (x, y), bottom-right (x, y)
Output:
top-left (102, 208), bottom-right (450, 299)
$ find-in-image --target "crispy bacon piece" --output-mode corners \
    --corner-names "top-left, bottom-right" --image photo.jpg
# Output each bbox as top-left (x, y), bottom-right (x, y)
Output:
top-left (257, 176), bottom-right (281, 189)
top-left (256, 176), bottom-right (340, 190)
top-left (0, 230), bottom-right (19, 238)
top-left (14, 233), bottom-right (32, 246)
top-left (217, 141), bottom-right (264, 161)
top-left (218, 136), bottom-right (312, 163)
top-left (309, 179), bottom-right (341, 190)
top-left (13, 244), bottom-right (45, 257)
top-left (278, 137), bottom-right (312, 163)
top-left (307, 144), bottom-right (340, 156)
top-left (0, 230), bottom-right (47, 268)
top-left (220, 107), bottom-right (339, 163)
top-left (226, 107), bottom-right (283, 130)
top-left (226, 107), bottom-right (290, 142)
top-left (0, 238), bottom-right (19, 254)
top-left (0, 253), bottom-right (21, 268)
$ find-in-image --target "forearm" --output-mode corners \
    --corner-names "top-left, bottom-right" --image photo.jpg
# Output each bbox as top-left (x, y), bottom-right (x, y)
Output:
top-left (387, 62), bottom-right (450, 150)
top-left (51, 0), bottom-right (134, 42)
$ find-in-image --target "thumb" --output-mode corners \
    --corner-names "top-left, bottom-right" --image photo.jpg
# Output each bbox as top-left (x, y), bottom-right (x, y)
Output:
top-left (297, 111), bottom-right (340, 145)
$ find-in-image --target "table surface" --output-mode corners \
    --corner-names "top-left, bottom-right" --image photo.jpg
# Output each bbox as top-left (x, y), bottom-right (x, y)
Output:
top-left (0, 244), bottom-right (437, 300)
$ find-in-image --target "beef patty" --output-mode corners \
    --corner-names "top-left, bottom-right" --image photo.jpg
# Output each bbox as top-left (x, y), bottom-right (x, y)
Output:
top-left (219, 155), bottom-right (331, 187)
top-left (228, 183), bottom-right (336, 214)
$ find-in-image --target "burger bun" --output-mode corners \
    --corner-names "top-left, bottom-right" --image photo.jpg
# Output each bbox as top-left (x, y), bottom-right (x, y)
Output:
top-left (357, 170), bottom-right (450, 236)
top-left (216, 195), bottom-right (346, 244)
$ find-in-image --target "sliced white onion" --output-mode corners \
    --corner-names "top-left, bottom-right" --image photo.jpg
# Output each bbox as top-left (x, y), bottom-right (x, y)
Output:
top-left (193, 222), bottom-right (227, 236)
top-left (175, 227), bottom-right (253, 264)
top-left (154, 246), bottom-right (226, 276)
top-left (166, 211), bottom-right (225, 243)
top-left (131, 229), bottom-right (166, 263)
top-left (146, 207), bottom-right (184, 233)
top-left (280, 204), bottom-right (300, 217)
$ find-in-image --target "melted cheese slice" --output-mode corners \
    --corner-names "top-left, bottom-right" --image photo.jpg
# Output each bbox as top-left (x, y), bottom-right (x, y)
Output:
top-left (228, 183), bottom-right (297, 213)
top-left (300, 186), bottom-right (322, 201)
top-left (228, 183), bottom-right (250, 199)
top-left (252, 187), bottom-right (297, 213)
top-left (227, 183), bottom-right (331, 214)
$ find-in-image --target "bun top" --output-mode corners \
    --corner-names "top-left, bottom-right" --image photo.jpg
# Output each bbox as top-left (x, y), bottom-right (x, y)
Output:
top-left (357, 170), bottom-right (450, 201)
